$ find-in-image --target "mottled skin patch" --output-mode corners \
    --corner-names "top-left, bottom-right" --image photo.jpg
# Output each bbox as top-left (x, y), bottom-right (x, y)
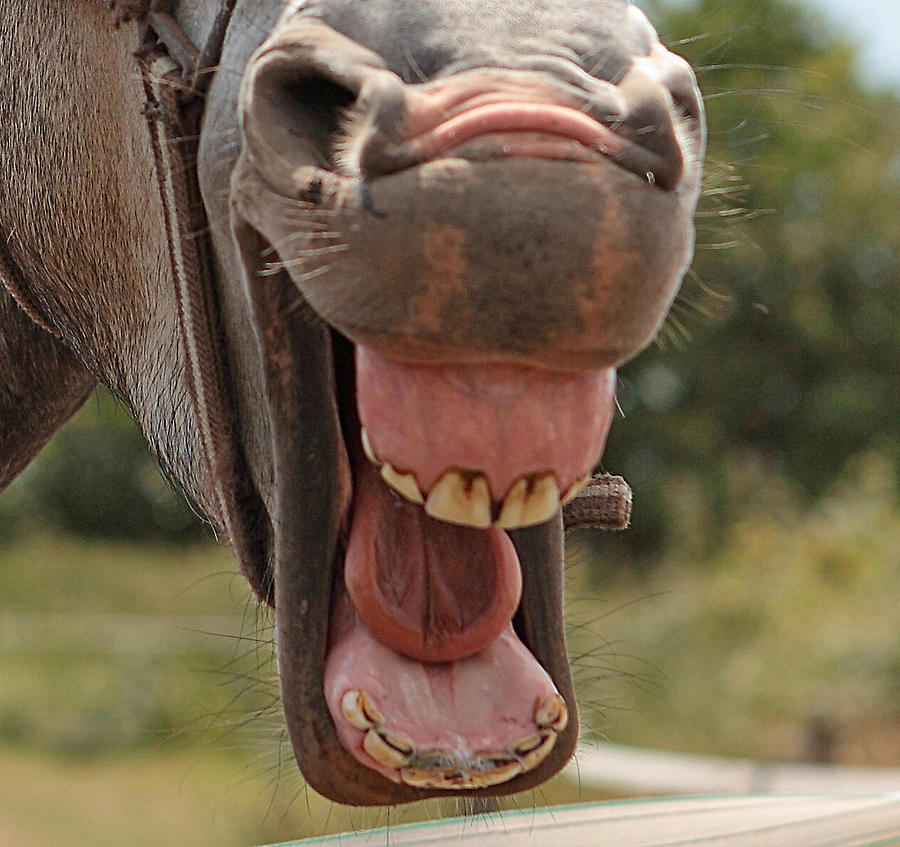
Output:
top-left (416, 225), bottom-right (470, 335)
top-left (578, 214), bottom-right (648, 350)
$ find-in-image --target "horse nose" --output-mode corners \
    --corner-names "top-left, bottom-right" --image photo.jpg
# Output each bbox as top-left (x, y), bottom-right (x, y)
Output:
top-left (594, 65), bottom-right (685, 191)
top-left (445, 51), bottom-right (702, 194)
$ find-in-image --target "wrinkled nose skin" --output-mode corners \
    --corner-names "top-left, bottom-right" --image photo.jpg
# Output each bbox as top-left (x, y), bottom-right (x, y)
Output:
top-left (199, 0), bottom-right (705, 806)
top-left (235, 6), bottom-right (703, 371)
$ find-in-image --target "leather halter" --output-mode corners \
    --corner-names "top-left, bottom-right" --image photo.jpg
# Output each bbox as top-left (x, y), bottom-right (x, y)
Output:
top-left (97, 0), bottom-right (237, 92)
top-left (89, 0), bottom-right (274, 600)
top-left (130, 1), bottom-right (276, 599)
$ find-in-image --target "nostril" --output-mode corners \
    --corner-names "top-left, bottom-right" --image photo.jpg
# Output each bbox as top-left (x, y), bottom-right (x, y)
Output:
top-left (613, 66), bottom-right (688, 189)
top-left (242, 62), bottom-right (359, 195)
top-left (670, 80), bottom-right (703, 128)
top-left (271, 73), bottom-right (358, 165)
top-left (240, 23), bottom-right (391, 194)
top-left (246, 59), bottom-right (359, 176)
top-left (662, 60), bottom-right (704, 133)
top-left (636, 49), bottom-right (705, 141)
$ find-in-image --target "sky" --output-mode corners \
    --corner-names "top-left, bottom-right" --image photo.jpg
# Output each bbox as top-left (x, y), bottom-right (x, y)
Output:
top-left (803, 0), bottom-right (900, 89)
top-left (637, 0), bottom-right (900, 90)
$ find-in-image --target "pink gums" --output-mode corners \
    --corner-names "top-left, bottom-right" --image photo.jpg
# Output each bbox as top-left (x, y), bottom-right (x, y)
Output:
top-left (325, 594), bottom-right (560, 784)
top-left (326, 350), bottom-right (616, 782)
top-left (356, 348), bottom-right (617, 499)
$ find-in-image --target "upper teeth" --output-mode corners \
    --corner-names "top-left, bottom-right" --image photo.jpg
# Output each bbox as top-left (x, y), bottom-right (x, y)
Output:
top-left (495, 473), bottom-right (559, 529)
top-left (425, 470), bottom-right (492, 528)
top-left (360, 428), bottom-right (590, 529)
top-left (380, 463), bottom-right (425, 505)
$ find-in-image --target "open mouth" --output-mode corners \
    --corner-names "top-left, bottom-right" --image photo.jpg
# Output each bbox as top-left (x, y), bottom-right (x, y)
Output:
top-left (325, 101), bottom-right (622, 790)
top-left (323, 349), bottom-right (615, 788)
top-left (226, 17), bottom-right (703, 802)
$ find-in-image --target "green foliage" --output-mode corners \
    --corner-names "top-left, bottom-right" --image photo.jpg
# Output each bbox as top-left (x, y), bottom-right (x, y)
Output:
top-left (0, 537), bottom-right (601, 845)
top-left (0, 536), bottom-right (261, 753)
top-left (570, 448), bottom-right (900, 761)
top-left (0, 0), bottom-right (896, 561)
top-left (602, 0), bottom-right (899, 559)
top-left (0, 390), bottom-right (208, 542)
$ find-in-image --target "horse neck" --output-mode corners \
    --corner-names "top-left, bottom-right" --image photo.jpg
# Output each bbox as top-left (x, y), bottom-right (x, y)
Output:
top-left (0, 0), bottom-right (218, 519)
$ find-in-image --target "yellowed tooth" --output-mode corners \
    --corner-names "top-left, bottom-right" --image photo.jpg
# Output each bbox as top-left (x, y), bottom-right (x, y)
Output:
top-left (535, 694), bottom-right (569, 732)
top-left (469, 754), bottom-right (523, 787)
top-left (359, 690), bottom-right (385, 728)
top-left (424, 470), bottom-right (491, 528)
top-left (401, 751), bottom-right (523, 789)
top-left (380, 462), bottom-right (425, 504)
top-left (520, 472), bottom-right (560, 526)
top-left (560, 473), bottom-right (591, 506)
top-left (410, 750), bottom-right (460, 775)
top-left (510, 732), bottom-right (543, 756)
top-left (468, 759), bottom-right (523, 787)
top-left (517, 731), bottom-right (557, 772)
top-left (360, 428), bottom-right (382, 467)
top-left (340, 690), bottom-right (373, 731)
top-left (497, 473), bottom-right (561, 529)
top-left (400, 750), bottom-right (462, 788)
top-left (400, 768), bottom-right (448, 789)
top-left (364, 729), bottom-right (414, 769)
top-left (380, 729), bottom-right (415, 758)
top-left (496, 476), bottom-right (528, 529)
top-left (401, 768), bottom-right (465, 790)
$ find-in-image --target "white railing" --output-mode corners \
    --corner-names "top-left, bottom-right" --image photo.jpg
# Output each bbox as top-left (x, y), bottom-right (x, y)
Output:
top-left (569, 742), bottom-right (900, 796)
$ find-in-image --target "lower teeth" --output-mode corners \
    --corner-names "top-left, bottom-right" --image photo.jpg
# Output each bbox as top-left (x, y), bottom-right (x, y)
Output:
top-left (342, 689), bottom-right (567, 788)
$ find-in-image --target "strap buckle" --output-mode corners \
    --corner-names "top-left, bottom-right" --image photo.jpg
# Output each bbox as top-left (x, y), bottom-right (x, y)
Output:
top-left (111, 0), bottom-right (236, 93)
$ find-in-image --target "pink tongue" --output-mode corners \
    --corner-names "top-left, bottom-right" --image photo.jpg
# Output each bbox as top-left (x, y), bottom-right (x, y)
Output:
top-left (356, 348), bottom-right (616, 498)
top-left (345, 460), bottom-right (522, 662)
top-left (347, 349), bottom-right (616, 663)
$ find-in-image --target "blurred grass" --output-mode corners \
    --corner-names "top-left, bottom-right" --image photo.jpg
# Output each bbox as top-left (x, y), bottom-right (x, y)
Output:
top-left (569, 447), bottom-right (900, 766)
top-left (0, 448), bottom-right (897, 845)
top-left (0, 534), bottom-right (611, 845)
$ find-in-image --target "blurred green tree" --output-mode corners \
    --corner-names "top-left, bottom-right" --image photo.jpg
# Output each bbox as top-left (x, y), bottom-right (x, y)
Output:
top-left (601, 0), bottom-right (899, 562)
top-left (0, 391), bottom-right (207, 542)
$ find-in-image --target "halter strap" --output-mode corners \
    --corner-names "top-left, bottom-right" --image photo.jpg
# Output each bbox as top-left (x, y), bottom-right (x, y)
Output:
top-left (99, 1), bottom-right (272, 599)
top-left (563, 473), bottom-right (631, 532)
top-left (90, 0), bottom-right (237, 91)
